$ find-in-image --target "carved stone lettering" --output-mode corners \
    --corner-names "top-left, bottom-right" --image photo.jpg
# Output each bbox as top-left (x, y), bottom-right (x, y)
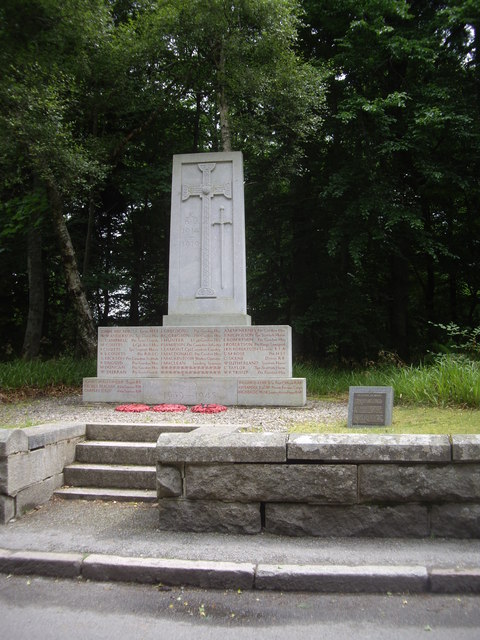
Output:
top-left (97, 326), bottom-right (292, 379)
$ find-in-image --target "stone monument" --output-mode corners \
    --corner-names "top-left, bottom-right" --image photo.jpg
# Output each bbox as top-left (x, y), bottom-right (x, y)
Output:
top-left (164, 152), bottom-right (250, 326)
top-left (83, 151), bottom-right (306, 406)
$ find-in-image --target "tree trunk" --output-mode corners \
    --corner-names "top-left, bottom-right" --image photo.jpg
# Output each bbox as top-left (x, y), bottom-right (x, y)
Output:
top-left (218, 92), bottom-right (232, 152)
top-left (390, 253), bottom-right (410, 360)
top-left (129, 205), bottom-right (144, 325)
top-left (22, 221), bottom-right (44, 360)
top-left (192, 92), bottom-right (202, 152)
top-left (48, 182), bottom-right (97, 357)
top-left (82, 190), bottom-right (96, 284)
top-left (216, 42), bottom-right (232, 152)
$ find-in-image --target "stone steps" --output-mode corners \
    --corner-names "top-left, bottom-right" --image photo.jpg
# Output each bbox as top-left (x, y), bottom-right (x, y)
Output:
top-left (55, 423), bottom-right (169, 502)
top-left (85, 423), bottom-right (194, 442)
top-left (54, 487), bottom-right (157, 502)
top-left (63, 462), bottom-right (156, 490)
top-left (75, 441), bottom-right (157, 466)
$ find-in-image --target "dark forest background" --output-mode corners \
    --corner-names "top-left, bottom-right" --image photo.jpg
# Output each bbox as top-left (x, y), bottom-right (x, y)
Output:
top-left (1, 0), bottom-right (479, 364)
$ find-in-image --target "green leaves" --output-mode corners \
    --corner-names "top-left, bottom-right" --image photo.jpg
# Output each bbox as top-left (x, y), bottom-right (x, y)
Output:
top-left (1, 192), bottom-right (48, 239)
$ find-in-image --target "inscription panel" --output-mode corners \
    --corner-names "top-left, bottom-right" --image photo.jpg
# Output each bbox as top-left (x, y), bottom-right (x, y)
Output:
top-left (352, 393), bottom-right (386, 425)
top-left (98, 327), bottom-right (161, 377)
top-left (348, 386), bottom-right (394, 427)
top-left (83, 378), bottom-right (143, 402)
top-left (97, 326), bottom-right (292, 379)
top-left (238, 379), bottom-right (306, 407)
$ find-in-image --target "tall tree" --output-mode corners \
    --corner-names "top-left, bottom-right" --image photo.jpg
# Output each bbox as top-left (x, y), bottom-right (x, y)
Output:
top-left (0, 0), bottom-right (111, 356)
top-left (290, 0), bottom-right (480, 360)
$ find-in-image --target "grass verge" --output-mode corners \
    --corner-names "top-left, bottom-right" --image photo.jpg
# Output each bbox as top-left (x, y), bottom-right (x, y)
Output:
top-left (294, 355), bottom-right (480, 408)
top-left (0, 358), bottom-right (96, 392)
top-left (290, 405), bottom-right (480, 435)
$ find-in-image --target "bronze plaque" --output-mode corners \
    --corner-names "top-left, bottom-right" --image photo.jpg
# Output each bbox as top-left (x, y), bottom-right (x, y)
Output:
top-left (352, 392), bottom-right (387, 426)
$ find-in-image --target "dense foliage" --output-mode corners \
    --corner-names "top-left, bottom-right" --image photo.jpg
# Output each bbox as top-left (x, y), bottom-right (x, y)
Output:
top-left (0, 0), bottom-right (479, 363)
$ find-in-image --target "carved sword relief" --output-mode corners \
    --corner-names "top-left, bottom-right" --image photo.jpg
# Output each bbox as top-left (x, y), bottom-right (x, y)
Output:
top-left (212, 206), bottom-right (232, 289)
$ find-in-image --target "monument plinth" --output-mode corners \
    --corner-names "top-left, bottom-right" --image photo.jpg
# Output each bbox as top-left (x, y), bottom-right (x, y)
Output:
top-left (83, 151), bottom-right (306, 406)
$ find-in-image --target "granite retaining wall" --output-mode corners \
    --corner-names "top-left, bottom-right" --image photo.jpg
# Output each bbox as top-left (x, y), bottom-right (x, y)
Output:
top-left (0, 424), bottom-right (85, 523)
top-left (156, 429), bottom-right (480, 538)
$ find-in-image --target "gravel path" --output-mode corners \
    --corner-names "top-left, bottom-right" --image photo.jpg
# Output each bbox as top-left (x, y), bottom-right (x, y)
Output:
top-left (0, 394), bottom-right (347, 432)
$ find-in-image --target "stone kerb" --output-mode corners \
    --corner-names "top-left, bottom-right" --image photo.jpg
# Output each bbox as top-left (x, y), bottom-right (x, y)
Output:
top-left (156, 431), bottom-right (480, 538)
top-left (0, 423), bottom-right (85, 524)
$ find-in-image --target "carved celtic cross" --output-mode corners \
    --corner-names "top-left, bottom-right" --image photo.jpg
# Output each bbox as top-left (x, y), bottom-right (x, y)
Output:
top-left (182, 163), bottom-right (232, 298)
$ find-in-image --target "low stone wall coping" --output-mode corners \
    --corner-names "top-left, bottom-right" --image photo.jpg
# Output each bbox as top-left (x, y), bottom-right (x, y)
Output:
top-left (452, 435), bottom-right (480, 461)
top-left (157, 430), bottom-right (287, 463)
top-left (0, 429), bottom-right (29, 456)
top-left (155, 430), bottom-right (476, 463)
top-left (288, 433), bottom-right (452, 462)
top-left (1, 424), bottom-right (86, 457)
top-left (24, 423), bottom-right (86, 450)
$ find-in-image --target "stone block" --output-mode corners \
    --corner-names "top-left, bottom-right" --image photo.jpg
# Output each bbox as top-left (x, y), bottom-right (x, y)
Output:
top-left (288, 434), bottom-right (451, 463)
top-left (0, 495), bottom-right (15, 524)
top-left (15, 473), bottom-right (64, 516)
top-left (359, 464), bottom-right (480, 502)
top-left (157, 432), bottom-right (287, 463)
top-left (255, 564), bottom-right (428, 593)
top-left (0, 460), bottom-right (6, 490)
top-left (82, 554), bottom-right (255, 589)
top-left (166, 152), bottom-right (248, 319)
top-left (25, 423), bottom-right (85, 450)
top-left (0, 439), bottom-right (78, 495)
top-left (157, 464), bottom-right (183, 497)
top-left (265, 503), bottom-right (429, 537)
top-left (158, 498), bottom-right (261, 534)
top-left (0, 429), bottom-right (28, 456)
top-left (452, 435), bottom-right (480, 461)
top-left (0, 550), bottom-right (83, 578)
top-left (185, 464), bottom-right (357, 504)
top-left (430, 503), bottom-right (480, 538)
top-left (430, 568), bottom-right (480, 593)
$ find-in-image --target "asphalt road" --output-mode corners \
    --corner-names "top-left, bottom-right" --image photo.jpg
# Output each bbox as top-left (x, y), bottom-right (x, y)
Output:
top-left (1, 574), bottom-right (479, 640)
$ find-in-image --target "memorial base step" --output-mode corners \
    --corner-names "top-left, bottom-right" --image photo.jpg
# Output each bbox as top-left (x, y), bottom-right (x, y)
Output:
top-left (83, 377), bottom-right (306, 407)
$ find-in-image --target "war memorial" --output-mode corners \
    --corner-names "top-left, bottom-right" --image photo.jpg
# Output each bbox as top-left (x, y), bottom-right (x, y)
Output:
top-left (83, 152), bottom-right (306, 407)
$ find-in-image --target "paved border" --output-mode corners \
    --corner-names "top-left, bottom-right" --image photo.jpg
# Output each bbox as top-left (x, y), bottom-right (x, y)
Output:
top-left (1, 548), bottom-right (479, 593)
